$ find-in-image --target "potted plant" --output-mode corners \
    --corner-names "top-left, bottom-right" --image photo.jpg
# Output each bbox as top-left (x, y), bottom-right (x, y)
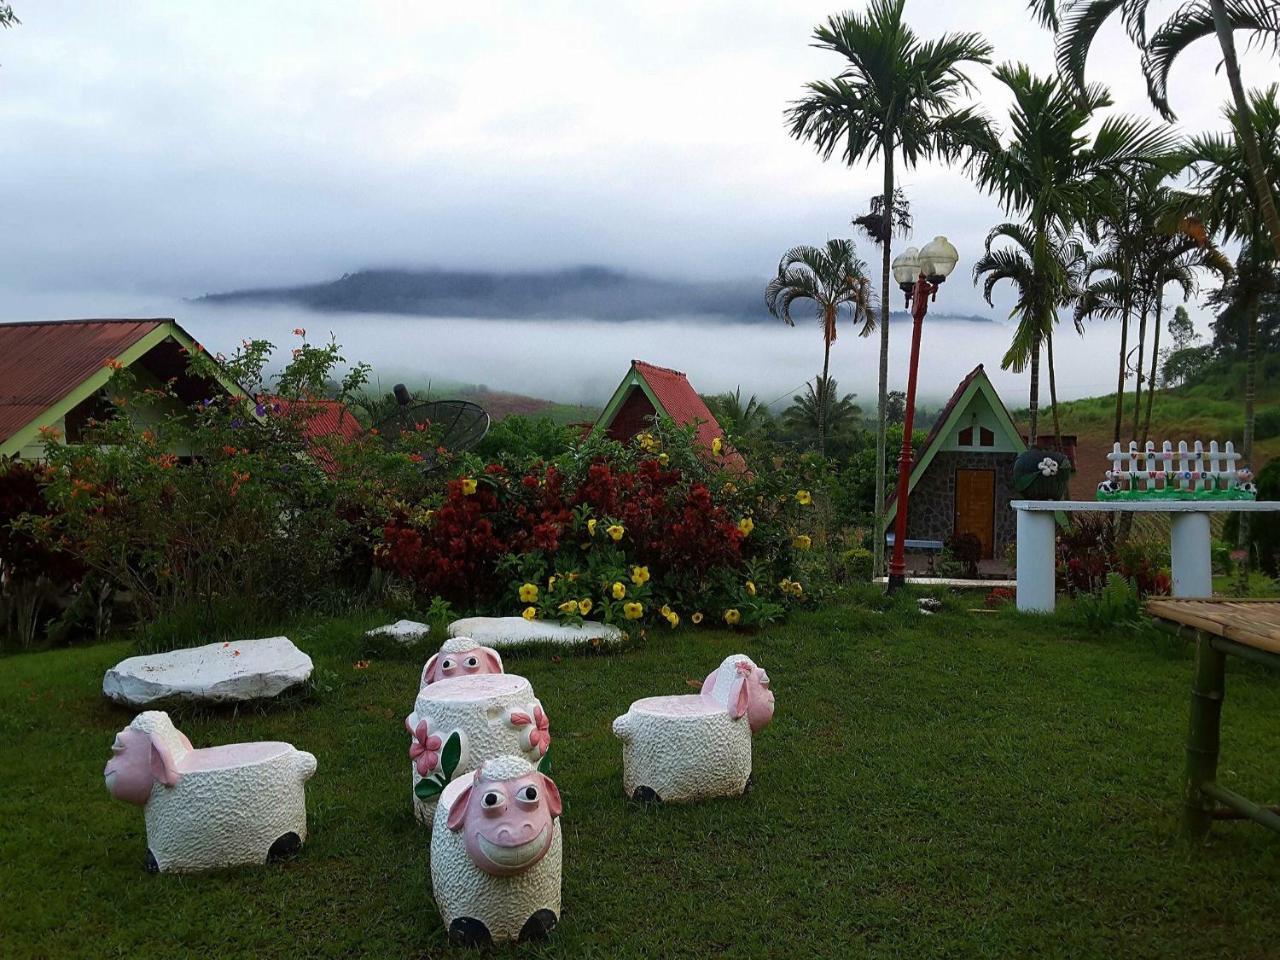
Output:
top-left (1013, 448), bottom-right (1073, 500)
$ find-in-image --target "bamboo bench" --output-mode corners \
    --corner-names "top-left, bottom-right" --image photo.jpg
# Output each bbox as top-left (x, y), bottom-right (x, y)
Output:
top-left (1146, 598), bottom-right (1280, 839)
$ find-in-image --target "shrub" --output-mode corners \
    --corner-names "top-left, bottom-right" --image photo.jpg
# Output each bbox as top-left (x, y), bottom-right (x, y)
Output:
top-left (1056, 514), bottom-right (1170, 598)
top-left (1072, 572), bottom-right (1142, 630)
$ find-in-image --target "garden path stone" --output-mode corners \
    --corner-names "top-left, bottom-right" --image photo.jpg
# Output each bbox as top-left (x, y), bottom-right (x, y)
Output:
top-left (447, 617), bottom-right (622, 649)
top-left (366, 619), bottom-right (431, 643)
top-left (103, 637), bottom-right (314, 706)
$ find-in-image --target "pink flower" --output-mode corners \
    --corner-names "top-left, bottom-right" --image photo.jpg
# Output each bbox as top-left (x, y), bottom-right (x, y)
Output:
top-left (406, 717), bottom-right (443, 775)
top-left (509, 704), bottom-right (552, 757)
top-left (735, 659), bottom-right (753, 677)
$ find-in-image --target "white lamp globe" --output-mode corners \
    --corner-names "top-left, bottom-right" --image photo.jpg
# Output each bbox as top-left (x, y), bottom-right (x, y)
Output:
top-left (918, 235), bottom-right (959, 280)
top-left (891, 247), bottom-right (921, 286)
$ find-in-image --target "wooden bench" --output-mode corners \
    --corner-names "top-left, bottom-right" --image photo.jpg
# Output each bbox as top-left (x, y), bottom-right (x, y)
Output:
top-left (1146, 598), bottom-right (1280, 839)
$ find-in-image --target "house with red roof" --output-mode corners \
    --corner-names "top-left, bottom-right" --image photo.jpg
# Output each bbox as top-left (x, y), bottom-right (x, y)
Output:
top-left (594, 360), bottom-right (742, 468)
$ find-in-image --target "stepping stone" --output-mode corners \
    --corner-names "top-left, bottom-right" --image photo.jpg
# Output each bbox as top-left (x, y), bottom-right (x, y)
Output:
top-left (366, 619), bottom-right (431, 643)
top-left (103, 637), bottom-right (314, 707)
top-left (447, 616), bottom-right (622, 650)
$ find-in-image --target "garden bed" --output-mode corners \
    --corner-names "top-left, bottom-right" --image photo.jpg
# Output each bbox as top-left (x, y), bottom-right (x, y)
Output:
top-left (3, 596), bottom-right (1280, 958)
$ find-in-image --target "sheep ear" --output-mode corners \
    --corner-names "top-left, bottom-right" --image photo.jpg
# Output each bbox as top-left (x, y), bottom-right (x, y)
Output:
top-left (422, 654), bottom-right (439, 686)
top-left (699, 670), bottom-right (716, 697)
top-left (481, 647), bottom-right (503, 673)
top-left (149, 737), bottom-right (179, 787)
top-left (730, 679), bottom-right (749, 720)
top-left (540, 775), bottom-right (562, 818)
top-left (446, 785), bottom-right (472, 832)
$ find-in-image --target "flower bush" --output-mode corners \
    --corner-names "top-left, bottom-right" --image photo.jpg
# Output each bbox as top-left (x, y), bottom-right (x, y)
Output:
top-left (1055, 515), bottom-right (1171, 598)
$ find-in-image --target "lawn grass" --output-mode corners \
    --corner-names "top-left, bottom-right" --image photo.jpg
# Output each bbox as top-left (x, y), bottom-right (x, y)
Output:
top-left (4, 593), bottom-right (1280, 959)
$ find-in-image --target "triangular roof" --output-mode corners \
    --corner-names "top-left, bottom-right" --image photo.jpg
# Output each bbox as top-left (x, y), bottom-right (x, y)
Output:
top-left (0, 318), bottom-right (249, 457)
top-left (595, 359), bottom-right (744, 468)
top-left (882, 364), bottom-right (1025, 528)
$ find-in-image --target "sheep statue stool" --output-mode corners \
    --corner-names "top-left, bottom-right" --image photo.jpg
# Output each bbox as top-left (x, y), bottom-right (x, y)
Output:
top-left (408, 673), bottom-right (551, 824)
top-left (431, 756), bottom-right (562, 947)
top-left (104, 711), bottom-right (317, 873)
top-left (612, 654), bottom-right (774, 804)
top-left (420, 636), bottom-right (504, 689)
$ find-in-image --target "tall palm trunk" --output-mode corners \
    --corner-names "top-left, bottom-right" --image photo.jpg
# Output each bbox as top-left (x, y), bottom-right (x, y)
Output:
top-left (1027, 333), bottom-right (1041, 448)
top-left (818, 318), bottom-right (832, 457)
top-left (1235, 294), bottom-right (1259, 594)
top-left (1112, 270), bottom-right (1132, 443)
top-left (873, 145), bottom-right (894, 577)
top-left (1047, 328), bottom-right (1063, 450)
top-left (1141, 282), bottom-right (1165, 443)
top-left (1210, 0), bottom-right (1280, 262)
top-left (1131, 296), bottom-right (1149, 441)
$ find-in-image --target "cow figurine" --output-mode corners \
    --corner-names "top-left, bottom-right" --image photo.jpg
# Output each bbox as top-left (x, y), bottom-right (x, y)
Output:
top-left (612, 654), bottom-right (774, 803)
top-left (431, 756), bottom-right (563, 947)
top-left (421, 636), bottom-right (504, 688)
top-left (104, 711), bottom-right (317, 873)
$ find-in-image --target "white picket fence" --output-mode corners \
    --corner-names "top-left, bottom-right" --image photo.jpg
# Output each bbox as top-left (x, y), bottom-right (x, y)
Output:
top-left (1104, 440), bottom-right (1246, 493)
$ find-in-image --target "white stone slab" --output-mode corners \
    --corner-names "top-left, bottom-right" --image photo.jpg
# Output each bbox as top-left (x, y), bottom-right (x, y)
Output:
top-left (366, 619), bottom-right (431, 643)
top-left (1011, 499), bottom-right (1279, 512)
top-left (103, 637), bottom-right (314, 706)
top-left (447, 617), bottom-right (622, 649)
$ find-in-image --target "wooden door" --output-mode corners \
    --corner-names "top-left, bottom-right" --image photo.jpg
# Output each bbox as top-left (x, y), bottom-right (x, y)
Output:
top-left (954, 469), bottom-right (995, 559)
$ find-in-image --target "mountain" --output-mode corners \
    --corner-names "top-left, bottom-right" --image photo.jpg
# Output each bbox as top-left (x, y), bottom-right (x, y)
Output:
top-left (196, 266), bottom-right (997, 325)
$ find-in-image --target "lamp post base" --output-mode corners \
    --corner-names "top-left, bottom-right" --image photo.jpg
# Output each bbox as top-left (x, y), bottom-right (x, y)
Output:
top-left (885, 571), bottom-right (906, 594)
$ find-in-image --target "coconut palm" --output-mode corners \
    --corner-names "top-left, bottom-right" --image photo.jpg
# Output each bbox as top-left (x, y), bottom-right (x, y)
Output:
top-left (764, 239), bottom-right (874, 456)
top-left (787, 0), bottom-right (991, 571)
top-left (970, 63), bottom-right (1175, 447)
top-left (972, 221), bottom-right (1087, 447)
top-left (704, 387), bottom-right (774, 442)
top-left (782, 376), bottom-right (862, 447)
top-left (1027, 0), bottom-right (1280, 261)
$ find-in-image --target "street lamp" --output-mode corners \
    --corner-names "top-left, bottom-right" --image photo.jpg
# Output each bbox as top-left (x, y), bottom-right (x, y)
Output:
top-left (887, 235), bottom-right (959, 593)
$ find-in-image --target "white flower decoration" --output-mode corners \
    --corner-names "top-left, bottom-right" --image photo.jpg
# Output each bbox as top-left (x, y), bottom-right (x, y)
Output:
top-left (1037, 457), bottom-right (1059, 477)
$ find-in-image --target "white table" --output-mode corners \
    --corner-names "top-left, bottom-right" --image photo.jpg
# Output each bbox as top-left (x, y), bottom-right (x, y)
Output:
top-left (1011, 500), bottom-right (1280, 613)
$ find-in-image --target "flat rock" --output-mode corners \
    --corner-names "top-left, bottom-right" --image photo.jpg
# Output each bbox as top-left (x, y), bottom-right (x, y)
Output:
top-left (365, 619), bottom-right (431, 643)
top-left (447, 616), bottom-right (623, 649)
top-left (103, 636), bottom-right (314, 707)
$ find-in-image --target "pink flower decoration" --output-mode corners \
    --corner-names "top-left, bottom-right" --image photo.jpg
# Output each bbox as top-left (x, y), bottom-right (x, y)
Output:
top-left (735, 659), bottom-right (753, 677)
top-left (509, 704), bottom-right (552, 757)
top-left (406, 716), bottom-right (443, 775)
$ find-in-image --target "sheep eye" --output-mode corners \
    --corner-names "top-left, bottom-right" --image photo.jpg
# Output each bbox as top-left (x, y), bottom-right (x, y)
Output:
top-left (465, 656), bottom-right (479, 668)
top-left (516, 784), bottom-right (538, 803)
top-left (481, 791), bottom-right (504, 808)
top-left (441, 658), bottom-right (455, 670)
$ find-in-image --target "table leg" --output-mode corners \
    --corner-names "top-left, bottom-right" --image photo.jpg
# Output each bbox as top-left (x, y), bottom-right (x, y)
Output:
top-left (1016, 510), bottom-right (1056, 613)
top-left (1170, 512), bottom-right (1213, 598)
top-left (1183, 632), bottom-right (1225, 840)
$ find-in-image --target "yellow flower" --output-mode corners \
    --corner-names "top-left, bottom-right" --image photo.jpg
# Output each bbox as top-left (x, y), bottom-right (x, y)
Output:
top-left (665, 611), bottom-right (680, 628)
top-left (723, 481), bottom-right (737, 494)
top-left (691, 611), bottom-right (704, 625)
top-left (519, 583), bottom-right (539, 602)
top-left (631, 565), bottom-right (650, 585)
top-left (724, 608), bottom-right (741, 626)
top-left (587, 518), bottom-right (597, 536)
top-left (548, 575), bottom-right (557, 590)
top-left (712, 437), bottom-right (723, 456)
top-left (567, 571), bottom-right (580, 582)
top-left (745, 580), bottom-right (756, 596)
top-left (795, 489), bottom-right (812, 505)
top-left (793, 534), bottom-right (812, 551)
top-left (607, 524), bottom-right (625, 541)
top-left (460, 478), bottom-right (478, 495)
top-left (558, 600), bottom-right (578, 614)
top-left (737, 517), bottom-right (754, 537)
top-left (658, 453), bottom-right (669, 466)
top-left (578, 598), bottom-right (593, 615)
top-left (792, 582), bottom-right (805, 598)
top-left (638, 432), bottom-right (658, 452)
top-left (660, 604), bottom-right (672, 618)
top-left (623, 601), bottom-right (644, 620)
top-left (611, 581), bottom-right (627, 600)
top-left (779, 577), bottom-right (793, 592)
top-left (522, 606), bottom-right (537, 621)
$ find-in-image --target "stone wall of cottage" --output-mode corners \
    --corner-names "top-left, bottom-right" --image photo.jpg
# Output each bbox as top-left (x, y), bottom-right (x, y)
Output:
top-left (906, 450), bottom-right (1018, 555)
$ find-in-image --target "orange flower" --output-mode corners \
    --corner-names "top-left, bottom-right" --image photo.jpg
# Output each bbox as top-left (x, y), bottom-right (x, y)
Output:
top-left (104, 357), bottom-right (124, 371)
top-left (293, 327), bottom-right (306, 337)
top-left (37, 425), bottom-right (62, 441)
top-left (222, 445), bottom-right (238, 456)
top-left (353, 660), bottom-right (370, 670)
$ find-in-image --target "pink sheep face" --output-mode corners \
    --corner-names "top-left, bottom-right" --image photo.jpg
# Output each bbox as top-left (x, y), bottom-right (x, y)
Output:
top-left (447, 770), bottom-right (561, 877)
top-left (743, 667), bottom-right (775, 734)
top-left (104, 727), bottom-right (178, 805)
top-left (423, 646), bottom-right (503, 685)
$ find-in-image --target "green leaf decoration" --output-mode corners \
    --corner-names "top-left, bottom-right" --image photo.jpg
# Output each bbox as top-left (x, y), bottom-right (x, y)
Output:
top-left (441, 731), bottom-right (462, 780)
top-left (1014, 472), bottom-right (1035, 493)
top-left (537, 750), bottom-right (552, 775)
top-left (414, 776), bottom-right (444, 801)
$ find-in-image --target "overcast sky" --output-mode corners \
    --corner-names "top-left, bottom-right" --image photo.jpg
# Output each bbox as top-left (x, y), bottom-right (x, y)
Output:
top-left (0, 1), bottom-right (1271, 319)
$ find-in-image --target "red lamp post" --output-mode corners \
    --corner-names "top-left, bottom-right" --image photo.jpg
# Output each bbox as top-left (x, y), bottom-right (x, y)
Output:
top-left (886, 236), bottom-right (959, 594)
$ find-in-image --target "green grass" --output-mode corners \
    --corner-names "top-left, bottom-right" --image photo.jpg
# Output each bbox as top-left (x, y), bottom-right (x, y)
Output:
top-left (4, 594), bottom-right (1280, 958)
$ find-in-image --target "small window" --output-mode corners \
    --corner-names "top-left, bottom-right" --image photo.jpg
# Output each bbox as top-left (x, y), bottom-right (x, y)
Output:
top-left (979, 427), bottom-right (994, 447)
top-left (958, 426), bottom-right (973, 446)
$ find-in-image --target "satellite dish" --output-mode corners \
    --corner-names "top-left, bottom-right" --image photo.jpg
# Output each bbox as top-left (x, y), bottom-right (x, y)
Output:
top-left (374, 384), bottom-right (490, 467)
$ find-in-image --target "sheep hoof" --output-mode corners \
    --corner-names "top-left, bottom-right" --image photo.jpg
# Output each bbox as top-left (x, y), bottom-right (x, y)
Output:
top-left (630, 786), bottom-right (661, 804)
top-left (267, 832), bottom-right (302, 863)
top-left (743, 774), bottom-right (757, 796)
top-left (518, 909), bottom-right (558, 943)
top-left (144, 849), bottom-right (159, 874)
top-left (448, 917), bottom-right (492, 948)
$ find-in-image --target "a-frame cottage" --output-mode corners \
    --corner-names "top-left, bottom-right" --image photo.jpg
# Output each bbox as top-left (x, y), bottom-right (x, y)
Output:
top-left (884, 364), bottom-right (1027, 561)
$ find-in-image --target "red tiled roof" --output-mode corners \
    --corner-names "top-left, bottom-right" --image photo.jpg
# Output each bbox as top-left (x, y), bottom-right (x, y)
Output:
top-left (276, 398), bottom-right (364, 474)
top-left (630, 360), bottom-right (745, 471)
top-left (0, 319), bottom-right (168, 445)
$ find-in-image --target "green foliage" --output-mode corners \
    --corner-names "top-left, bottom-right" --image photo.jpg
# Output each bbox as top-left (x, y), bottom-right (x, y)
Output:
top-left (1070, 572), bottom-right (1142, 631)
top-left (472, 414), bottom-right (577, 461)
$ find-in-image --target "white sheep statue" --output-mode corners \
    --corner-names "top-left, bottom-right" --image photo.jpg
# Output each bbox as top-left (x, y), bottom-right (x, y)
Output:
top-left (612, 653), bottom-right (774, 804)
top-left (408, 673), bottom-right (550, 824)
top-left (431, 755), bottom-right (562, 947)
top-left (420, 635), bottom-right (504, 688)
top-left (103, 710), bottom-right (317, 873)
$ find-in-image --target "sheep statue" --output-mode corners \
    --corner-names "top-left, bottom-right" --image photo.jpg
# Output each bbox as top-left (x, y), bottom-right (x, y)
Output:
top-left (612, 653), bottom-right (774, 804)
top-left (103, 710), bottom-right (317, 873)
top-left (408, 673), bottom-right (550, 824)
top-left (420, 636), bottom-right (504, 688)
top-left (431, 756), bottom-right (562, 947)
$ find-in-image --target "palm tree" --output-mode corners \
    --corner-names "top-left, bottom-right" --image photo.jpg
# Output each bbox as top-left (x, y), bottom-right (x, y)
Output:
top-left (704, 387), bottom-right (773, 442)
top-left (970, 63), bottom-right (1175, 447)
top-left (764, 239), bottom-right (874, 456)
top-left (782, 376), bottom-right (862, 446)
top-left (972, 221), bottom-right (1087, 447)
top-left (787, 0), bottom-right (991, 572)
top-left (1027, 0), bottom-right (1280, 261)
